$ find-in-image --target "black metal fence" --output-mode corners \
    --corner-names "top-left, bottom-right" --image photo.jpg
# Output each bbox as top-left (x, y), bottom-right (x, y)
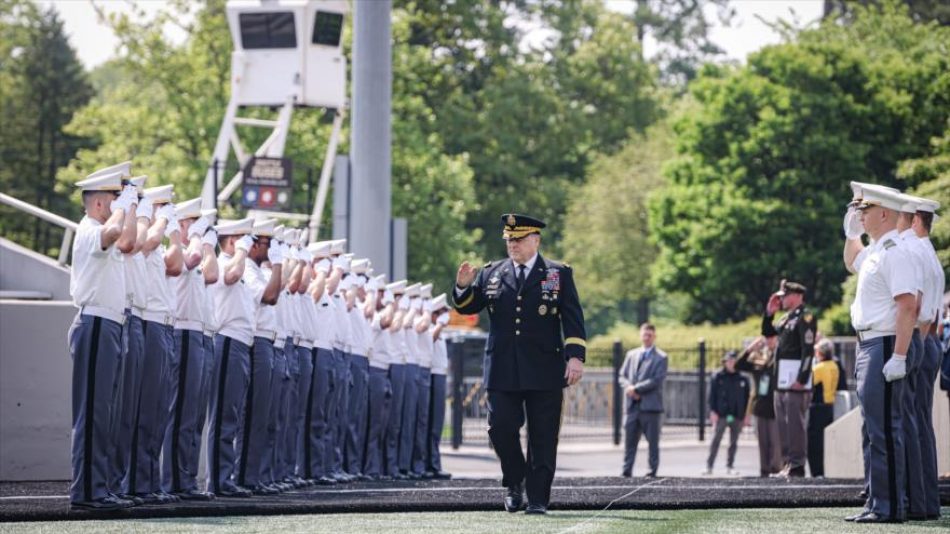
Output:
top-left (447, 335), bottom-right (858, 448)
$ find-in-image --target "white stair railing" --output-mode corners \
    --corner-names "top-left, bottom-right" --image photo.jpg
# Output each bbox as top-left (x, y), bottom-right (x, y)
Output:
top-left (0, 192), bottom-right (78, 266)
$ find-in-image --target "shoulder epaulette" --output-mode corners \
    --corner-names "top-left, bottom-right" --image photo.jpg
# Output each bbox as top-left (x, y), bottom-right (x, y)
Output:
top-left (882, 239), bottom-right (896, 250)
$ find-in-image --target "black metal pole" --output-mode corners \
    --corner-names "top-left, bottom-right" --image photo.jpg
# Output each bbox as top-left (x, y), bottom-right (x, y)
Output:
top-left (212, 158), bottom-right (219, 211)
top-left (450, 340), bottom-right (464, 450)
top-left (612, 340), bottom-right (623, 446)
top-left (698, 338), bottom-right (706, 442)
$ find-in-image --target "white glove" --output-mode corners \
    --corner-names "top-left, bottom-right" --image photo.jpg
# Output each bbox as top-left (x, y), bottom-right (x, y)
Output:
top-left (843, 207), bottom-right (864, 239)
top-left (382, 290), bottom-right (395, 306)
top-left (298, 248), bottom-right (313, 264)
top-left (315, 258), bottom-right (331, 275)
top-left (338, 276), bottom-right (352, 291)
top-left (136, 197), bottom-right (153, 221)
top-left (367, 278), bottom-right (379, 293)
top-left (163, 206), bottom-right (179, 238)
top-left (882, 355), bottom-right (906, 382)
top-left (280, 242), bottom-right (292, 262)
top-left (202, 229), bottom-right (218, 248)
top-left (332, 255), bottom-right (351, 272)
top-left (267, 243), bottom-right (283, 265)
top-left (298, 228), bottom-right (309, 246)
top-left (235, 234), bottom-right (254, 253)
top-left (397, 296), bottom-right (411, 311)
top-left (155, 203), bottom-right (175, 222)
top-left (110, 186), bottom-right (136, 213)
top-left (423, 300), bottom-right (433, 313)
top-left (188, 216), bottom-right (210, 238)
top-left (436, 312), bottom-right (450, 326)
top-left (411, 298), bottom-right (423, 312)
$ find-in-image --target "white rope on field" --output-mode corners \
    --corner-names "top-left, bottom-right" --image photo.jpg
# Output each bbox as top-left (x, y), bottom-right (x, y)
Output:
top-left (554, 477), bottom-right (668, 534)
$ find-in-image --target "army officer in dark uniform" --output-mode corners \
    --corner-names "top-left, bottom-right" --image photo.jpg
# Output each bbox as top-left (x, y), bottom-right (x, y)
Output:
top-left (762, 280), bottom-right (817, 478)
top-left (453, 214), bottom-right (587, 515)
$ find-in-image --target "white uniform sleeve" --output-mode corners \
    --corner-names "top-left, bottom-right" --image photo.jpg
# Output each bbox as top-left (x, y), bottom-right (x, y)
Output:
top-left (881, 249), bottom-right (917, 299)
top-left (79, 222), bottom-right (109, 257)
top-left (851, 247), bottom-right (869, 273)
top-left (243, 261), bottom-right (268, 303)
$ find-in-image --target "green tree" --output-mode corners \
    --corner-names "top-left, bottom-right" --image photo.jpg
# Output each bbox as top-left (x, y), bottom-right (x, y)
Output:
top-left (561, 117), bottom-right (676, 334)
top-left (898, 121), bottom-right (950, 278)
top-left (649, 0), bottom-right (950, 323)
top-left (0, 0), bottom-right (93, 257)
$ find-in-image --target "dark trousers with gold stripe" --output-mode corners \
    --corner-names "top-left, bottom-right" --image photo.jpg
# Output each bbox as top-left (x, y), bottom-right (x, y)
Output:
top-left (855, 335), bottom-right (905, 520)
top-left (69, 313), bottom-right (123, 504)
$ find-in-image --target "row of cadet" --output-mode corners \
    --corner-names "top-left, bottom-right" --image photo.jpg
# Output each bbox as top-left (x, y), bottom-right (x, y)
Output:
top-left (841, 181), bottom-right (943, 523)
top-left (68, 162), bottom-right (452, 510)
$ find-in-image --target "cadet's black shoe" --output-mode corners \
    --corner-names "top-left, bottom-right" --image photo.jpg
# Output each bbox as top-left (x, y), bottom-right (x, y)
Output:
top-left (525, 503), bottom-right (547, 515)
top-left (857, 489), bottom-right (868, 500)
top-left (392, 473), bottom-right (409, 481)
top-left (113, 493), bottom-right (144, 506)
top-left (216, 486), bottom-right (252, 498)
top-left (156, 491), bottom-right (180, 503)
top-left (135, 492), bottom-right (165, 505)
top-left (504, 483), bottom-right (524, 513)
top-left (421, 471), bottom-right (436, 479)
top-left (252, 484), bottom-right (279, 496)
top-left (853, 512), bottom-right (902, 524)
top-left (786, 466), bottom-right (805, 478)
top-left (70, 495), bottom-right (135, 511)
top-left (175, 489), bottom-right (215, 501)
top-left (621, 471), bottom-right (632, 478)
top-left (844, 510), bottom-right (870, 522)
top-left (316, 476), bottom-right (338, 485)
top-left (357, 474), bottom-right (374, 481)
top-left (407, 471), bottom-right (423, 480)
top-left (431, 470), bottom-right (452, 480)
top-left (644, 472), bottom-right (658, 479)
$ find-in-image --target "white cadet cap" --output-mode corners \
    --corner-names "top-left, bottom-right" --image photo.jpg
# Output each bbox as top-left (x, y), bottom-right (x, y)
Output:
top-left (175, 198), bottom-right (202, 219)
top-left (76, 171), bottom-right (123, 192)
top-left (896, 193), bottom-right (926, 214)
top-left (214, 217), bottom-right (254, 236)
top-left (128, 175), bottom-right (147, 195)
top-left (431, 294), bottom-right (448, 311)
top-left (144, 185), bottom-right (174, 204)
top-left (307, 240), bottom-right (333, 258)
top-left (420, 283), bottom-right (433, 299)
top-left (856, 184), bottom-right (904, 212)
top-left (86, 161), bottom-right (132, 181)
top-left (373, 274), bottom-right (387, 287)
top-left (351, 259), bottom-right (370, 274)
top-left (849, 181), bottom-right (899, 206)
top-left (366, 267), bottom-right (374, 277)
top-left (916, 197), bottom-right (940, 213)
top-left (330, 239), bottom-right (347, 255)
top-left (387, 280), bottom-right (407, 295)
top-left (201, 208), bottom-right (217, 223)
top-left (405, 283), bottom-right (421, 298)
top-left (252, 218), bottom-right (279, 237)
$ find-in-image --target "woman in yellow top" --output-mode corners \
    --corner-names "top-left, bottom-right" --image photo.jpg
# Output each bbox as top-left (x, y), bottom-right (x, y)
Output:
top-left (807, 338), bottom-right (840, 477)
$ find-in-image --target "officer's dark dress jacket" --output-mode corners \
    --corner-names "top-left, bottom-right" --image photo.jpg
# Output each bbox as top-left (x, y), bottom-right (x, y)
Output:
top-left (453, 255), bottom-right (586, 391)
top-left (762, 304), bottom-right (817, 391)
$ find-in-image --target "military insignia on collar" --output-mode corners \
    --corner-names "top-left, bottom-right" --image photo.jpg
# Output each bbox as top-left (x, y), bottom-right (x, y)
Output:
top-left (538, 304), bottom-right (547, 315)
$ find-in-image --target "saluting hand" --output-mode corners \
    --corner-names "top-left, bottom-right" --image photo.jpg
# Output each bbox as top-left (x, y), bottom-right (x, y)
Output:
top-left (456, 261), bottom-right (477, 288)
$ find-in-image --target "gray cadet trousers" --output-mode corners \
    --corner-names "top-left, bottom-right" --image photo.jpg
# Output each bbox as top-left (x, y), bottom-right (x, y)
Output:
top-left (69, 313), bottom-right (123, 503)
top-left (264, 344), bottom-right (290, 484)
top-left (306, 347), bottom-right (334, 479)
top-left (856, 335), bottom-right (906, 520)
top-left (385, 363), bottom-right (407, 477)
top-left (917, 334), bottom-right (941, 516)
top-left (130, 320), bottom-right (173, 495)
top-left (412, 367), bottom-right (432, 474)
top-left (329, 349), bottom-right (349, 474)
top-left (206, 334), bottom-right (251, 494)
top-left (345, 354), bottom-right (370, 474)
top-left (109, 312), bottom-right (144, 495)
top-left (291, 344), bottom-right (312, 478)
top-left (428, 373), bottom-right (448, 472)
top-left (237, 337), bottom-right (275, 488)
top-left (363, 366), bottom-right (392, 477)
top-left (902, 331), bottom-right (924, 516)
top-left (399, 363), bottom-right (421, 472)
top-left (161, 328), bottom-right (209, 493)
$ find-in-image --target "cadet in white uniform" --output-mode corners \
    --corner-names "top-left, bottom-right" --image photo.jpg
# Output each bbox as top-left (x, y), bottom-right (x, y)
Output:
top-left (132, 184), bottom-right (183, 504)
top-left (345, 259), bottom-right (373, 477)
top-left (364, 275), bottom-right (393, 479)
top-left (398, 283), bottom-right (423, 478)
top-left (427, 294), bottom-right (452, 479)
top-left (327, 243), bottom-right (353, 481)
top-left (384, 280), bottom-right (409, 478)
top-left (909, 197), bottom-right (944, 520)
top-left (207, 217), bottom-right (256, 498)
top-left (69, 168), bottom-right (138, 510)
top-left (411, 285), bottom-right (435, 476)
top-left (842, 185), bottom-right (920, 523)
top-left (161, 198), bottom-right (217, 500)
top-left (235, 219), bottom-right (283, 494)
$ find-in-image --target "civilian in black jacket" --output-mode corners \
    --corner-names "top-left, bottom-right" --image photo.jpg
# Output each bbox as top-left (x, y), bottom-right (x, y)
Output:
top-left (704, 351), bottom-right (750, 475)
top-left (736, 336), bottom-right (782, 477)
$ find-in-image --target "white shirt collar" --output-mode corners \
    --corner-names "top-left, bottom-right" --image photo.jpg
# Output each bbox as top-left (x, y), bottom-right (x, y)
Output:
top-left (514, 253), bottom-right (539, 273)
top-left (899, 228), bottom-right (916, 240)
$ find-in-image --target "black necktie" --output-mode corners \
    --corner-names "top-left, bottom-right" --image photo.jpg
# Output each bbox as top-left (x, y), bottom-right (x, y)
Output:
top-left (517, 264), bottom-right (527, 291)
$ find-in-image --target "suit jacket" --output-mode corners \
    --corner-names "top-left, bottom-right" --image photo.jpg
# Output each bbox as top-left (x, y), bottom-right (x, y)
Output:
top-left (452, 255), bottom-right (586, 391)
top-left (618, 346), bottom-right (668, 413)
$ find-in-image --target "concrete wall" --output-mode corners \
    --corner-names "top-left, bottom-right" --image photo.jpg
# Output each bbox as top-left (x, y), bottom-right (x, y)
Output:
top-left (0, 300), bottom-right (75, 480)
top-left (0, 237), bottom-right (70, 300)
top-left (825, 386), bottom-right (950, 478)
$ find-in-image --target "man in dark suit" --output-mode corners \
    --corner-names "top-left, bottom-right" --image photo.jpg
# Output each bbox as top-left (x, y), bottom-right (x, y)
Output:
top-left (618, 323), bottom-right (668, 478)
top-left (453, 213), bottom-right (587, 515)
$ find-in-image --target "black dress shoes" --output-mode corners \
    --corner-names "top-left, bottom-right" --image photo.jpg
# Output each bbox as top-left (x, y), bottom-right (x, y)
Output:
top-left (216, 486), bottom-right (252, 498)
top-left (430, 470), bottom-right (452, 480)
top-left (844, 509), bottom-right (870, 522)
top-left (70, 495), bottom-right (135, 511)
top-left (174, 489), bottom-right (215, 501)
top-left (504, 483), bottom-right (524, 513)
top-left (525, 503), bottom-right (547, 515)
